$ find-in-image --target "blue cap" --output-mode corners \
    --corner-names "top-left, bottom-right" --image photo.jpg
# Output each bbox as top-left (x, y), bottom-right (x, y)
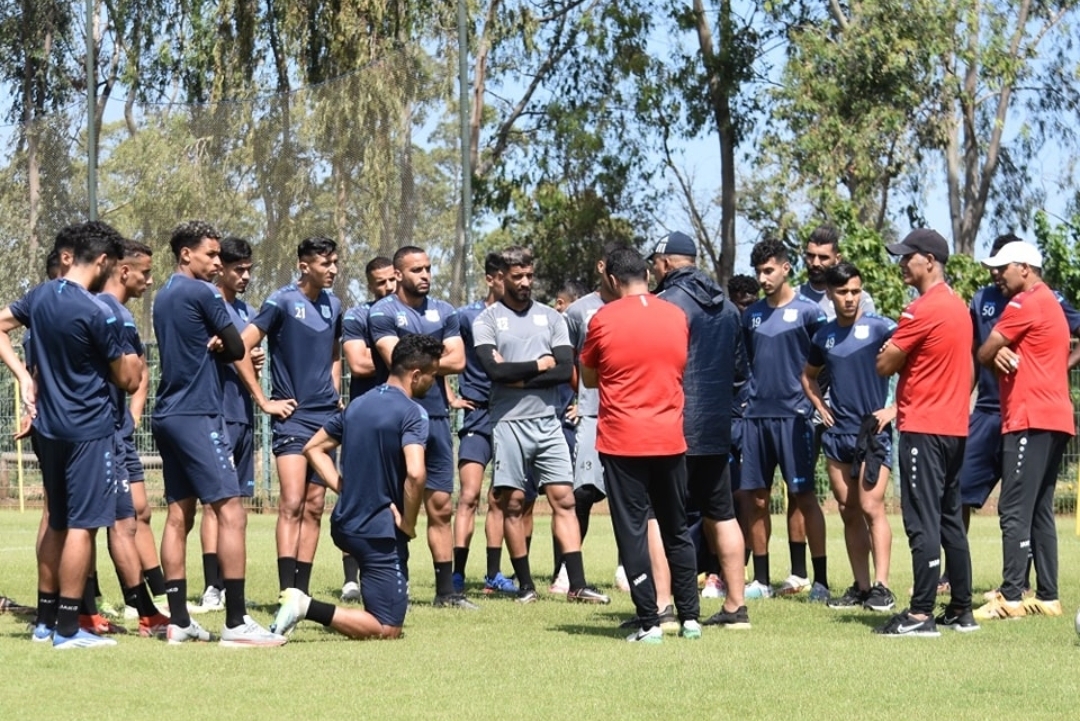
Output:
top-left (649, 231), bottom-right (697, 259)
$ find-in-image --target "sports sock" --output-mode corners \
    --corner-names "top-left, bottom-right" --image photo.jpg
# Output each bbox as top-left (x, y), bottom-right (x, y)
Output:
top-left (434, 561), bottom-right (455, 596)
top-left (745, 548), bottom-right (752, 567)
top-left (92, 573), bottom-right (102, 598)
top-left (80, 576), bottom-right (97, 615)
top-left (789, 541), bottom-right (808, 579)
top-left (563, 551), bottom-right (587, 590)
top-left (306, 598), bottom-right (334, 627)
top-left (342, 555), bottom-right (360, 585)
top-left (551, 539), bottom-right (564, 580)
top-left (223, 579), bottom-right (246, 628)
top-left (143, 566), bottom-right (167, 596)
top-left (811, 556), bottom-right (828, 589)
top-left (56, 596), bottom-right (81, 638)
top-left (36, 591), bottom-right (59, 628)
top-left (202, 553), bottom-right (221, 591)
top-left (134, 583), bottom-right (158, 617)
top-left (123, 585), bottom-right (148, 617)
top-left (453, 546), bottom-right (469, 577)
top-left (510, 555), bottom-right (534, 591)
top-left (277, 557), bottom-right (297, 591)
top-left (525, 535), bottom-right (533, 554)
top-left (753, 554), bottom-right (770, 586)
top-left (294, 562), bottom-right (313, 594)
top-left (486, 547), bottom-right (502, 578)
top-left (165, 578), bottom-right (190, 627)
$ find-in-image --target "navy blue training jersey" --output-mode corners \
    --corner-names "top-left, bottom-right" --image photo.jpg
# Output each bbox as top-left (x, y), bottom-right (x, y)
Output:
top-left (456, 299), bottom-right (492, 403)
top-left (342, 302), bottom-right (378, 401)
top-left (152, 273), bottom-right (237, 417)
top-left (220, 297), bottom-right (254, 425)
top-left (970, 284), bottom-right (1080, 411)
top-left (743, 295), bottom-right (826, 419)
top-left (368, 295), bottom-right (460, 418)
top-left (97, 292), bottom-right (144, 435)
top-left (11, 279), bottom-right (125, 441)
top-left (808, 314), bottom-right (896, 434)
top-left (326, 384), bottom-right (429, 539)
top-left (252, 284), bottom-right (342, 414)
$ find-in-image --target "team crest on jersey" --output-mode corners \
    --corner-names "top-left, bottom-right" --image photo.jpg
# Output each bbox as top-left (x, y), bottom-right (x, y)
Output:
top-left (496, 317), bottom-right (510, 331)
top-left (533, 314), bottom-right (548, 326)
top-left (239, 309), bottom-right (248, 322)
top-left (396, 313), bottom-right (408, 327)
top-left (854, 324), bottom-right (869, 340)
top-left (320, 305), bottom-right (331, 319)
top-left (981, 303), bottom-right (997, 318)
top-left (825, 334), bottom-right (835, 349)
top-left (424, 309), bottom-right (441, 322)
top-left (783, 308), bottom-right (798, 323)
top-left (293, 302), bottom-right (306, 319)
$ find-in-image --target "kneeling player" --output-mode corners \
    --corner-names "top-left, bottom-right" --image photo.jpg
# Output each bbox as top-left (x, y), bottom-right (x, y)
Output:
top-left (273, 334), bottom-right (441, 640)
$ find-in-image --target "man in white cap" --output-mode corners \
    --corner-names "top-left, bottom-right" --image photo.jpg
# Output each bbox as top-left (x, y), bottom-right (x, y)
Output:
top-left (973, 239), bottom-right (1075, 620)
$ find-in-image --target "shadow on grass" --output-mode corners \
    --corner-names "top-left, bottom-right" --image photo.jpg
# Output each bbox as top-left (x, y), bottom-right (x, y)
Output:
top-left (827, 611), bottom-right (890, 630)
top-left (550, 622), bottom-right (628, 640)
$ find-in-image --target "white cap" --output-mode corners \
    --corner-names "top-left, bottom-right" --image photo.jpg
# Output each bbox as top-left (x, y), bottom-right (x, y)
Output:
top-left (982, 241), bottom-right (1043, 269)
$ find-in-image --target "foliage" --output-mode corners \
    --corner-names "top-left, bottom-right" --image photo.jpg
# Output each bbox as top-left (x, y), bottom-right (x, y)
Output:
top-left (1033, 210), bottom-right (1080, 308)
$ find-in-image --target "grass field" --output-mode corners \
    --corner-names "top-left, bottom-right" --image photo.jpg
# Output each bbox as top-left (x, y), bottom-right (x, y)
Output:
top-left (3, 510), bottom-right (1080, 720)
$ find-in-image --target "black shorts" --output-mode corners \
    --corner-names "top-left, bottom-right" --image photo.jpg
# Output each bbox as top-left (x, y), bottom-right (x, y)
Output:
top-left (686, 454), bottom-right (736, 522)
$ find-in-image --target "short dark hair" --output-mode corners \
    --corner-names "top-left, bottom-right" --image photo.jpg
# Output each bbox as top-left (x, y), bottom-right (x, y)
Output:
top-left (297, 236), bottom-right (336, 261)
top-left (807, 225), bottom-right (840, 251)
top-left (600, 240), bottom-right (631, 260)
top-left (52, 226), bottom-right (78, 253)
top-left (220, 236), bottom-right (253, 264)
top-left (45, 249), bottom-right (61, 278)
top-left (393, 245), bottom-right (427, 269)
top-left (69, 221), bottom-right (125, 264)
top-left (122, 238), bottom-right (153, 260)
top-left (170, 220), bottom-right (221, 260)
top-left (603, 247), bottom-right (647, 285)
top-left (824, 261), bottom-right (861, 288)
top-left (750, 238), bottom-right (790, 267)
top-left (365, 256), bottom-right (393, 276)
top-left (559, 280), bottom-right (589, 302)
top-left (391, 333), bottom-right (445, 374)
top-left (727, 274), bottom-right (760, 297)
top-left (484, 251), bottom-right (507, 277)
top-left (991, 233), bottom-right (1023, 255)
top-left (501, 245), bottom-right (533, 269)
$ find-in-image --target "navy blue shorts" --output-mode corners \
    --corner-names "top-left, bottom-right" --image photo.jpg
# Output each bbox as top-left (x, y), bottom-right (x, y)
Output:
top-left (426, 416), bottom-right (454, 494)
top-left (152, 415), bottom-right (241, 504)
top-left (38, 434), bottom-right (118, 531)
top-left (272, 411), bottom-right (336, 486)
top-left (458, 407), bottom-right (492, 467)
top-left (227, 421), bottom-right (255, 498)
top-left (959, 408), bottom-right (1003, 508)
top-left (729, 418), bottom-right (744, 491)
top-left (821, 430), bottom-right (893, 469)
top-left (113, 432), bottom-right (136, 521)
top-left (119, 433), bottom-right (144, 482)
top-left (331, 529), bottom-right (410, 627)
top-left (740, 416), bottom-right (815, 494)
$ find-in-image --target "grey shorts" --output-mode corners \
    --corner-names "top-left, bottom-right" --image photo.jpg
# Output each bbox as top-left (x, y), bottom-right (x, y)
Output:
top-left (573, 416), bottom-right (605, 494)
top-left (492, 416), bottom-right (573, 492)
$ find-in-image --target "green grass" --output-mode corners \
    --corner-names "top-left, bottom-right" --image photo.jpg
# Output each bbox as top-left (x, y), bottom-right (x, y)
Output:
top-left (3, 510), bottom-right (1080, 720)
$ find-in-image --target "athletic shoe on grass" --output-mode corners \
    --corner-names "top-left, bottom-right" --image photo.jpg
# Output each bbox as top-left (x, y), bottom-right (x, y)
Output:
top-left (863, 583), bottom-right (896, 612)
top-left (53, 628), bottom-right (117, 649)
top-left (80, 613), bottom-right (128, 635)
top-left (567, 585), bottom-right (611, 605)
top-left (220, 616), bottom-right (286, 647)
top-left (483, 572), bottom-right (518, 595)
top-left (702, 605), bottom-right (751, 629)
top-left (776, 574), bottom-right (810, 596)
top-left (1022, 598), bottom-right (1062, 616)
top-left (974, 593), bottom-right (1026, 620)
top-left (808, 582), bottom-right (830, 603)
top-left (626, 626), bottom-right (662, 644)
top-left (0, 595), bottom-right (35, 616)
top-left (433, 593), bottom-right (480, 610)
top-left (548, 565), bottom-right (569, 594)
top-left (935, 606), bottom-right (980, 632)
top-left (744, 580), bottom-right (774, 600)
top-left (679, 619), bottom-right (702, 640)
top-left (614, 565), bottom-right (630, 592)
top-left (30, 623), bottom-right (53, 643)
top-left (341, 581), bottom-right (362, 602)
top-left (139, 613), bottom-right (171, 639)
top-left (827, 584), bottom-right (867, 609)
top-left (167, 620), bottom-right (211, 644)
top-left (515, 588), bottom-right (539, 604)
top-left (701, 574), bottom-right (726, 599)
top-left (199, 586), bottom-right (224, 612)
top-left (874, 610), bottom-right (940, 637)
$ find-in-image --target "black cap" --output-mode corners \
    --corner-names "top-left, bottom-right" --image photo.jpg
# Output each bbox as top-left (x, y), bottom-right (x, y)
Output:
top-left (886, 229), bottom-right (950, 264)
top-left (648, 231), bottom-right (697, 260)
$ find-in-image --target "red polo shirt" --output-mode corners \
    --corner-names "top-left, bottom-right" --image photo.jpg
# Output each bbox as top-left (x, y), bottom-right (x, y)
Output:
top-left (580, 293), bottom-right (688, 456)
top-left (994, 282), bottom-right (1075, 435)
top-left (890, 282), bottom-right (972, 436)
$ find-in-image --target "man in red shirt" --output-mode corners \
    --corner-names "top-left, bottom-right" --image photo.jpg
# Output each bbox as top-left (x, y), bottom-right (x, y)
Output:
top-left (580, 247), bottom-right (701, 643)
top-left (974, 240), bottom-right (1074, 619)
top-left (876, 229), bottom-right (975, 637)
